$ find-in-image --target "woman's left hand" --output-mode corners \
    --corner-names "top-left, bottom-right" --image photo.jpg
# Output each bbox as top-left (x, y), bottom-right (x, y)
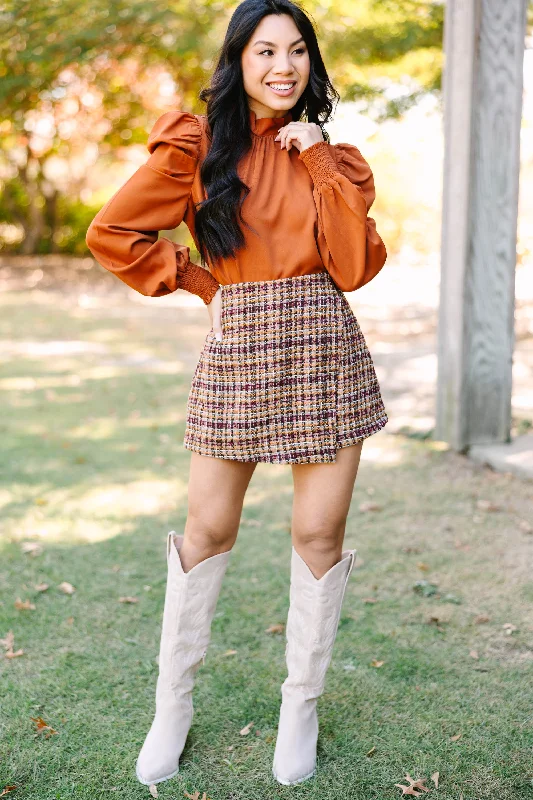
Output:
top-left (274, 121), bottom-right (324, 153)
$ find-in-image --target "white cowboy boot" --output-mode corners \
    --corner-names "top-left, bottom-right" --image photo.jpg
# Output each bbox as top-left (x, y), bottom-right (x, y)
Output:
top-left (136, 531), bottom-right (232, 785)
top-left (272, 544), bottom-right (357, 785)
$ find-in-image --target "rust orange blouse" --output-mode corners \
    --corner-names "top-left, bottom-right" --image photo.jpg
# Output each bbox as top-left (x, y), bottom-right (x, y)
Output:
top-left (85, 108), bottom-right (387, 304)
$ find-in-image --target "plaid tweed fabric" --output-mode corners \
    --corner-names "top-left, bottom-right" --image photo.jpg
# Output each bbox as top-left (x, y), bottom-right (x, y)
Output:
top-left (183, 271), bottom-right (388, 464)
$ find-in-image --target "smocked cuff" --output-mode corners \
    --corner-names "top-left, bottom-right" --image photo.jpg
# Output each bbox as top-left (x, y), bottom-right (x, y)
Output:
top-left (299, 140), bottom-right (339, 188)
top-left (176, 259), bottom-right (220, 305)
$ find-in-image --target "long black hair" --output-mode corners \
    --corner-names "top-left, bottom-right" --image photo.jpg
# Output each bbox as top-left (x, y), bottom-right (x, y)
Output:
top-left (194, 0), bottom-right (340, 268)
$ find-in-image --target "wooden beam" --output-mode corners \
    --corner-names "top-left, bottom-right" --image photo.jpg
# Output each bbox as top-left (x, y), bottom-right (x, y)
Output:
top-left (436, 0), bottom-right (527, 450)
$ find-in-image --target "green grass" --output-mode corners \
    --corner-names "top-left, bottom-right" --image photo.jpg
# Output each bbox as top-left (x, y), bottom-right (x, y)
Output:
top-left (1, 277), bottom-right (533, 799)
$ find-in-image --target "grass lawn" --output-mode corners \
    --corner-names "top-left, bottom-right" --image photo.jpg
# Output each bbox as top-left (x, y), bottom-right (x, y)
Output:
top-left (1, 272), bottom-right (532, 799)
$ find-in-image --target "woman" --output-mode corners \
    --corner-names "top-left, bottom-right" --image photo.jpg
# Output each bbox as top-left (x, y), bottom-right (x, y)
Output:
top-left (86, 0), bottom-right (388, 788)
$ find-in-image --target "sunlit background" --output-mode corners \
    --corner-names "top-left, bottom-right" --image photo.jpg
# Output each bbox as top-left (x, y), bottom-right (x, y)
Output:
top-left (2, 2), bottom-right (532, 435)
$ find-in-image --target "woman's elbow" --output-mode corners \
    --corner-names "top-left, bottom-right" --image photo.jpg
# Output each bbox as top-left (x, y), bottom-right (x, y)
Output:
top-left (357, 241), bottom-right (388, 289)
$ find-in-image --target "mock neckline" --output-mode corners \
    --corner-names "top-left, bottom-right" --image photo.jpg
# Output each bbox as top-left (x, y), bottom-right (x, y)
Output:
top-left (249, 108), bottom-right (293, 137)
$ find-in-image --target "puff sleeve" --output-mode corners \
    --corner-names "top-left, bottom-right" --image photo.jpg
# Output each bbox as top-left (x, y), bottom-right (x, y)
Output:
top-left (85, 110), bottom-right (220, 304)
top-left (298, 140), bottom-right (387, 292)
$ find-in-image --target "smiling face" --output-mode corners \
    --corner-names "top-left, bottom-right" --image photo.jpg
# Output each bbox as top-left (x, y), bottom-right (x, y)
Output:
top-left (241, 14), bottom-right (310, 119)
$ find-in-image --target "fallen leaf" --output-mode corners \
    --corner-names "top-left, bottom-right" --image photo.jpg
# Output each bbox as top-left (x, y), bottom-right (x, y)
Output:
top-left (149, 784), bottom-right (158, 798)
top-left (118, 596), bottom-right (138, 604)
top-left (453, 540), bottom-right (470, 551)
top-left (366, 745), bottom-right (376, 756)
top-left (31, 716), bottom-right (58, 738)
top-left (0, 787), bottom-right (17, 797)
top-left (474, 614), bottom-right (490, 624)
top-left (65, 617), bottom-right (74, 626)
top-left (112, 565), bottom-right (121, 573)
top-left (394, 773), bottom-right (430, 796)
top-left (416, 562), bottom-right (430, 571)
top-left (184, 793), bottom-right (201, 800)
top-left (240, 721), bottom-right (254, 735)
top-left (0, 632), bottom-right (14, 651)
top-left (370, 659), bottom-right (385, 668)
top-left (359, 501), bottom-right (382, 512)
top-left (34, 497), bottom-right (49, 505)
top-left (476, 499), bottom-right (501, 512)
top-left (221, 649), bottom-right (237, 657)
top-left (15, 598), bottom-right (36, 611)
top-left (1, 631), bottom-right (24, 659)
top-left (503, 623), bottom-right (517, 635)
top-left (58, 582), bottom-right (75, 595)
top-left (402, 545), bottom-right (422, 554)
top-left (35, 583), bottom-right (49, 592)
top-left (518, 519), bottom-right (532, 534)
top-left (431, 771), bottom-right (439, 788)
top-left (469, 650), bottom-right (479, 659)
top-left (21, 542), bottom-right (42, 557)
top-left (363, 597), bottom-right (378, 604)
top-left (265, 623), bottom-right (284, 634)
top-left (450, 732), bottom-right (462, 741)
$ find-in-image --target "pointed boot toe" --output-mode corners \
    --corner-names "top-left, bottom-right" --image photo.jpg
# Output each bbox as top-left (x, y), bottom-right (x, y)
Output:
top-left (272, 691), bottom-right (318, 785)
top-left (135, 693), bottom-right (192, 784)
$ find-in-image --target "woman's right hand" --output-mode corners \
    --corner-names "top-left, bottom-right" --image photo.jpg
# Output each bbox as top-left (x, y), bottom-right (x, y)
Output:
top-left (207, 286), bottom-right (223, 341)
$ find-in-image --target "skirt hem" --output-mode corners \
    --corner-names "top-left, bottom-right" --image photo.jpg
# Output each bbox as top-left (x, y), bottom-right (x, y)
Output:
top-left (183, 413), bottom-right (389, 465)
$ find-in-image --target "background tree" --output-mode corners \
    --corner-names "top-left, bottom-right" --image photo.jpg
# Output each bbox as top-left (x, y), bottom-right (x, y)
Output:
top-left (1, 0), bottom-right (532, 254)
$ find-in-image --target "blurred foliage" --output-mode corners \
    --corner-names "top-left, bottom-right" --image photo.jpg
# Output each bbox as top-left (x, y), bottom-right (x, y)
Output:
top-left (0, 0), bottom-right (530, 254)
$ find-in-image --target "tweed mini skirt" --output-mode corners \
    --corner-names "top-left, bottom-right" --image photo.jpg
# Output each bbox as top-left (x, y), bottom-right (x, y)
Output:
top-left (183, 271), bottom-right (388, 464)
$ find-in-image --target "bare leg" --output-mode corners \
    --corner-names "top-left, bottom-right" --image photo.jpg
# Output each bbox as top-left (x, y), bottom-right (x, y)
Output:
top-left (179, 452), bottom-right (258, 572)
top-left (291, 442), bottom-right (364, 579)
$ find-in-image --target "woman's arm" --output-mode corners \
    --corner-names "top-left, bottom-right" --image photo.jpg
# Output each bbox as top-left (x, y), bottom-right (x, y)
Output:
top-left (85, 110), bottom-right (220, 305)
top-left (298, 140), bottom-right (387, 292)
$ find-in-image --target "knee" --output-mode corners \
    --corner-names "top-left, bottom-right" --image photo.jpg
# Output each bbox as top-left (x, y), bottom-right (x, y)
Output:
top-left (184, 507), bottom-right (236, 553)
top-left (292, 517), bottom-right (346, 554)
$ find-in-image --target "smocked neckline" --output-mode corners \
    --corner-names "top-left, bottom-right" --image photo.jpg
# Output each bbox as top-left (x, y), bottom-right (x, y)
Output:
top-left (249, 108), bottom-right (293, 137)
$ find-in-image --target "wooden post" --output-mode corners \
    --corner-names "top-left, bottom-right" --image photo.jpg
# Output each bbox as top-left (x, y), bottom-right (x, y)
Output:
top-left (435, 0), bottom-right (527, 450)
